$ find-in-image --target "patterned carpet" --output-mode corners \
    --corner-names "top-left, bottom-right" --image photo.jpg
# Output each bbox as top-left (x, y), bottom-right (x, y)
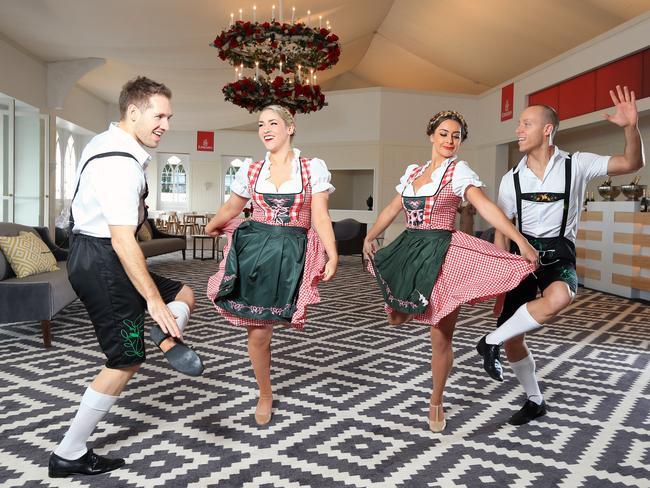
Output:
top-left (0, 254), bottom-right (649, 488)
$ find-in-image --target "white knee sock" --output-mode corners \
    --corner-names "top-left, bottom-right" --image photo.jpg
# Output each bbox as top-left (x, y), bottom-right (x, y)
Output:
top-left (54, 386), bottom-right (118, 460)
top-left (510, 354), bottom-right (543, 405)
top-left (486, 304), bottom-right (542, 345)
top-left (167, 301), bottom-right (190, 333)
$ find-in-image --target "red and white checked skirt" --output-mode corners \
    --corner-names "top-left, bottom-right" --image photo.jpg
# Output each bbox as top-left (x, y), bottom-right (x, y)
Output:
top-left (369, 230), bottom-right (536, 326)
top-left (206, 219), bottom-right (327, 329)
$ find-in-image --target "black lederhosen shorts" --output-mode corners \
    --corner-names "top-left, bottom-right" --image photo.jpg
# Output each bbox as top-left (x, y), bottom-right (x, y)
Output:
top-left (496, 258), bottom-right (578, 326)
top-left (67, 233), bottom-right (183, 369)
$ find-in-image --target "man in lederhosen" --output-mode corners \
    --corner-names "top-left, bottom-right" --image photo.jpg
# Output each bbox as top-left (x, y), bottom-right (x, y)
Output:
top-left (477, 85), bottom-right (644, 425)
top-left (48, 77), bottom-right (204, 478)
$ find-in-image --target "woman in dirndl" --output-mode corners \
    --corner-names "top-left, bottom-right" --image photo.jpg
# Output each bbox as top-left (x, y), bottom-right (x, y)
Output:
top-left (363, 110), bottom-right (538, 433)
top-left (205, 105), bottom-right (338, 425)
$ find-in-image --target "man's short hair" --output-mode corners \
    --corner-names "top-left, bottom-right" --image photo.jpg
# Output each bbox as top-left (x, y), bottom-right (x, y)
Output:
top-left (531, 104), bottom-right (559, 139)
top-left (119, 76), bottom-right (172, 119)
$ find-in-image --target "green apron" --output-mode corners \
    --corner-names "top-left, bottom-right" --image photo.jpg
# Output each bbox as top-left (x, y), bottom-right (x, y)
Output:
top-left (214, 220), bottom-right (307, 322)
top-left (372, 227), bottom-right (452, 314)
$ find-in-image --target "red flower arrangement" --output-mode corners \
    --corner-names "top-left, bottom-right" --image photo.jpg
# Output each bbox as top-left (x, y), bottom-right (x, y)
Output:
top-left (212, 20), bottom-right (340, 113)
top-left (223, 76), bottom-right (326, 114)
top-left (212, 21), bottom-right (340, 74)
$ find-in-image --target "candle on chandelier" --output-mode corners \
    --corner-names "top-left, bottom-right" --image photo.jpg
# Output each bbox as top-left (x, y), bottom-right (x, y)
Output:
top-left (291, 6), bottom-right (295, 23)
top-left (307, 10), bottom-right (311, 26)
top-left (310, 68), bottom-right (314, 85)
top-left (319, 15), bottom-right (322, 29)
top-left (313, 73), bottom-right (317, 84)
top-left (297, 64), bottom-right (301, 83)
top-left (255, 61), bottom-right (259, 80)
top-left (253, 5), bottom-right (257, 22)
top-left (239, 8), bottom-right (243, 21)
top-left (240, 62), bottom-right (244, 78)
top-left (326, 20), bottom-right (330, 29)
top-left (272, 4), bottom-right (275, 21)
top-left (279, 61), bottom-right (283, 74)
top-left (230, 12), bottom-right (234, 26)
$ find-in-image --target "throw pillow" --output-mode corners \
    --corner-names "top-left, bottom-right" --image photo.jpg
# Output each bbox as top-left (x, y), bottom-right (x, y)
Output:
top-left (137, 220), bottom-right (153, 241)
top-left (0, 231), bottom-right (59, 278)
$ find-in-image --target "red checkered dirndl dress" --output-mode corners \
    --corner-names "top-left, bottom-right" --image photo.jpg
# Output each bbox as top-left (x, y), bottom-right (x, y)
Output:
top-left (207, 157), bottom-right (327, 329)
top-left (369, 161), bottom-right (535, 326)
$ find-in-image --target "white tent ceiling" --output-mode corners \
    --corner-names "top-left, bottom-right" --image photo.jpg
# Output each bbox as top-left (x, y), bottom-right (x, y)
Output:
top-left (0, 0), bottom-right (648, 129)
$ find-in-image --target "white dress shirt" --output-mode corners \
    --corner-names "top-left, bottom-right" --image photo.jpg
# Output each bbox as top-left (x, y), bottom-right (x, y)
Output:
top-left (396, 156), bottom-right (485, 200)
top-left (71, 123), bottom-right (151, 238)
top-left (497, 147), bottom-right (609, 241)
top-left (230, 148), bottom-right (335, 198)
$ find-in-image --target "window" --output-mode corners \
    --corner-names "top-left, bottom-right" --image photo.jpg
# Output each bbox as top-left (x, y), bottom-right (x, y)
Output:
top-left (55, 132), bottom-right (62, 199)
top-left (222, 155), bottom-right (252, 203)
top-left (159, 153), bottom-right (189, 210)
top-left (63, 134), bottom-right (76, 200)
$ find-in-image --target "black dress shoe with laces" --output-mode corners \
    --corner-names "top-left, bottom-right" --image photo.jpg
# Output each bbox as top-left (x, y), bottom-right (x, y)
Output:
top-left (48, 450), bottom-right (125, 478)
top-left (508, 399), bottom-right (548, 425)
top-left (150, 324), bottom-right (205, 377)
top-left (476, 335), bottom-right (504, 381)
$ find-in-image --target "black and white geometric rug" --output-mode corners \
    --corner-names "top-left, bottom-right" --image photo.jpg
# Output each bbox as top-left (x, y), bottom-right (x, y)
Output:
top-left (1, 255), bottom-right (648, 487)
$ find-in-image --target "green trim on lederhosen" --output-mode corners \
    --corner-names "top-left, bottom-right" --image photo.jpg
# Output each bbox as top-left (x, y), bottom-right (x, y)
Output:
top-left (371, 228), bottom-right (452, 314)
top-left (214, 220), bottom-right (307, 321)
top-left (511, 233), bottom-right (578, 292)
top-left (120, 314), bottom-right (145, 358)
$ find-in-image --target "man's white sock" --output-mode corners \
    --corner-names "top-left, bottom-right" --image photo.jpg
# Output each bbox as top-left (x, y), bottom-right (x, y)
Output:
top-left (510, 354), bottom-right (543, 405)
top-left (167, 301), bottom-right (190, 333)
top-left (54, 386), bottom-right (118, 460)
top-left (486, 304), bottom-right (541, 345)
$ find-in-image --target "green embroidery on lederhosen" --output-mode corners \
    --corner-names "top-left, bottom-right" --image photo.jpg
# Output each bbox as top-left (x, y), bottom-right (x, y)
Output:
top-left (120, 314), bottom-right (145, 357)
top-left (529, 238), bottom-right (546, 251)
top-left (559, 266), bottom-right (577, 290)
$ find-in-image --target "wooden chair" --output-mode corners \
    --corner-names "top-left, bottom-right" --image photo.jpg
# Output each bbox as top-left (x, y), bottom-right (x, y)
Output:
top-left (166, 211), bottom-right (180, 235)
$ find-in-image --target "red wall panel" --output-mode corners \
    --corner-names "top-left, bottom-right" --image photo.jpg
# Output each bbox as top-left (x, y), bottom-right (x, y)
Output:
top-left (643, 48), bottom-right (650, 100)
top-left (528, 85), bottom-right (559, 110)
top-left (595, 53), bottom-right (643, 110)
top-left (558, 71), bottom-right (596, 120)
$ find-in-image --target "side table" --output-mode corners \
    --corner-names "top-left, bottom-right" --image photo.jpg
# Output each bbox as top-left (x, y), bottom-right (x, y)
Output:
top-left (192, 234), bottom-right (215, 260)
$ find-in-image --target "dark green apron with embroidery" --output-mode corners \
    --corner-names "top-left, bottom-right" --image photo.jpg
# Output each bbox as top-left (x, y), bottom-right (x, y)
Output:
top-left (371, 192), bottom-right (452, 314)
top-left (214, 219), bottom-right (307, 322)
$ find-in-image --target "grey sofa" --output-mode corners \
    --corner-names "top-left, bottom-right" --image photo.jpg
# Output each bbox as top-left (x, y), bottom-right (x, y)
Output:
top-left (139, 218), bottom-right (186, 259)
top-left (0, 223), bottom-right (76, 347)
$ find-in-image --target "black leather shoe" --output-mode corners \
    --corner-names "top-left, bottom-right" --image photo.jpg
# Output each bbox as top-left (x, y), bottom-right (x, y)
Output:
top-left (508, 399), bottom-right (548, 425)
top-left (48, 450), bottom-right (125, 477)
top-left (476, 335), bottom-right (504, 381)
top-left (151, 324), bottom-right (205, 377)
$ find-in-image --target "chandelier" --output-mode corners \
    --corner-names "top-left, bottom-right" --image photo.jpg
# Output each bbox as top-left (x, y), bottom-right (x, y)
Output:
top-left (212, 4), bottom-right (341, 114)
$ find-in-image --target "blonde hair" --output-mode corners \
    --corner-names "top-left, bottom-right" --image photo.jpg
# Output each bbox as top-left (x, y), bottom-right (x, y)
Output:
top-left (261, 104), bottom-right (296, 140)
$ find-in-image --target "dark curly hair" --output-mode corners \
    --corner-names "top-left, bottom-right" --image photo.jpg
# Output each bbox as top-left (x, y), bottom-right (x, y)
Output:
top-left (426, 110), bottom-right (468, 141)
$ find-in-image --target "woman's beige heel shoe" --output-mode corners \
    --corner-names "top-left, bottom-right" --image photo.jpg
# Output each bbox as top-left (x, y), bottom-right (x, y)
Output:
top-left (429, 404), bottom-right (446, 433)
top-left (255, 396), bottom-right (273, 426)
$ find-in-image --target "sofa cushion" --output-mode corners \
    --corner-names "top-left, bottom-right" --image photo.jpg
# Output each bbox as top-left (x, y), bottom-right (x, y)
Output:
top-left (137, 220), bottom-right (153, 241)
top-left (0, 222), bottom-right (40, 280)
top-left (139, 238), bottom-right (185, 258)
top-left (0, 248), bottom-right (12, 280)
top-left (0, 231), bottom-right (59, 278)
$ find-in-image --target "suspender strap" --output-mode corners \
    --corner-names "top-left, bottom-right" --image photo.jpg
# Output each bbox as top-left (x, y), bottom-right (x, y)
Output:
top-left (513, 170), bottom-right (523, 233)
top-left (69, 151), bottom-right (139, 228)
top-left (559, 154), bottom-right (572, 238)
top-left (513, 154), bottom-right (572, 237)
